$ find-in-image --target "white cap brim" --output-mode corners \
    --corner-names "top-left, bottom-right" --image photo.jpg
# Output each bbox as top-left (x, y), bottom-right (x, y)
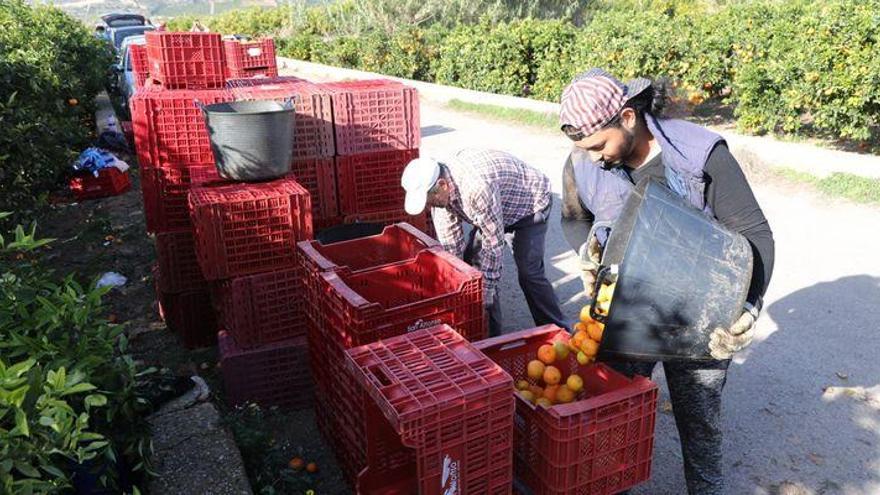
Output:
top-left (404, 188), bottom-right (428, 215)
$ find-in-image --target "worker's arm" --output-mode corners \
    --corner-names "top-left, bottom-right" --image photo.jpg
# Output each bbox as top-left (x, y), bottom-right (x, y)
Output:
top-left (431, 206), bottom-right (465, 259)
top-left (561, 153), bottom-right (595, 254)
top-left (704, 143), bottom-right (775, 313)
top-left (467, 183), bottom-right (506, 298)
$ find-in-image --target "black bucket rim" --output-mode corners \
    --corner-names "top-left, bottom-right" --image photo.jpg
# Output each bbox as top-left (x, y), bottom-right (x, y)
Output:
top-left (200, 99), bottom-right (295, 117)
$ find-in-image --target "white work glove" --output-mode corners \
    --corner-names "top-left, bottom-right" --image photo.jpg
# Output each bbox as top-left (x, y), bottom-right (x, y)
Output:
top-left (708, 309), bottom-right (757, 360)
top-left (578, 236), bottom-right (602, 299)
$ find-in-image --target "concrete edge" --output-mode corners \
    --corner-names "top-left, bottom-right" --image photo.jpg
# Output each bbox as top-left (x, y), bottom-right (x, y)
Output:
top-left (278, 57), bottom-right (880, 181)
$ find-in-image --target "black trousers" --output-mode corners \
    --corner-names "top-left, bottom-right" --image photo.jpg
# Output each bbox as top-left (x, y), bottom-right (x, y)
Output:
top-left (463, 203), bottom-right (568, 337)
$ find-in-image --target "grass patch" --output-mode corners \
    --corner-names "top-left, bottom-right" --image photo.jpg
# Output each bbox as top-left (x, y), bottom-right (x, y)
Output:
top-left (773, 167), bottom-right (880, 205)
top-left (446, 99), bottom-right (559, 131)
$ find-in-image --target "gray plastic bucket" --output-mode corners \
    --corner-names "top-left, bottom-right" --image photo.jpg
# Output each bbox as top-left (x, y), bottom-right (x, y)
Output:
top-left (200, 99), bottom-right (295, 182)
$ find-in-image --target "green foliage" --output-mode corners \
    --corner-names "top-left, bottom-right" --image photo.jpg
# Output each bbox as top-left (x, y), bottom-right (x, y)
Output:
top-left (0, 221), bottom-right (154, 493)
top-left (170, 0), bottom-right (880, 143)
top-left (0, 0), bottom-right (113, 213)
top-left (446, 99), bottom-right (559, 130)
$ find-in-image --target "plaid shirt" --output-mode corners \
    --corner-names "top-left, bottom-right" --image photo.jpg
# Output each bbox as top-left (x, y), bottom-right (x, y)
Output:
top-left (431, 148), bottom-right (551, 294)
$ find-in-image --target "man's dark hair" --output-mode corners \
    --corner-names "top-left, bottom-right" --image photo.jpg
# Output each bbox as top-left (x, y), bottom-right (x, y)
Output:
top-left (620, 77), bottom-right (670, 122)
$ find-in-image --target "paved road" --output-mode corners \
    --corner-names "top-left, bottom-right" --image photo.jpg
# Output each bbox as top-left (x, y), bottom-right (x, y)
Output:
top-left (419, 102), bottom-right (880, 495)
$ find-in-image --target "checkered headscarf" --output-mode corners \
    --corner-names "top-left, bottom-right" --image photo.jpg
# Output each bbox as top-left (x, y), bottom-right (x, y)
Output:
top-left (560, 68), bottom-right (652, 137)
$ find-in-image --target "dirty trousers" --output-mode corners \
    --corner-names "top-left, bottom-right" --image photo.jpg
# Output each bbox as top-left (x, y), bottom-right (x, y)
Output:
top-left (611, 360), bottom-right (730, 495)
top-left (463, 203), bottom-right (568, 337)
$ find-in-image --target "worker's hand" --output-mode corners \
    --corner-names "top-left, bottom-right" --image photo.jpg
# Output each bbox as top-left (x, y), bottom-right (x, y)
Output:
top-left (708, 310), bottom-right (757, 360)
top-left (578, 236), bottom-right (602, 299)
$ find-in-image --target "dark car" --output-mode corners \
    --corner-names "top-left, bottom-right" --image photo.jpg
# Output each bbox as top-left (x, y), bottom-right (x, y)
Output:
top-left (101, 13), bottom-right (147, 28)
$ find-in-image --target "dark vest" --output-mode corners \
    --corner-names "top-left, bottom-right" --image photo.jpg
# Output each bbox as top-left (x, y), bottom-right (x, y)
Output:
top-left (572, 116), bottom-right (723, 243)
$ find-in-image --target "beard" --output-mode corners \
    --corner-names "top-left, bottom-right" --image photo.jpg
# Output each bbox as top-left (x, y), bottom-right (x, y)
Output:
top-left (598, 127), bottom-right (637, 170)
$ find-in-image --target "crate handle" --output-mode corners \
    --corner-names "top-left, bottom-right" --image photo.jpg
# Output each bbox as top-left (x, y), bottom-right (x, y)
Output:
top-left (498, 339), bottom-right (528, 352)
top-left (367, 364), bottom-right (395, 387)
top-left (595, 399), bottom-right (629, 419)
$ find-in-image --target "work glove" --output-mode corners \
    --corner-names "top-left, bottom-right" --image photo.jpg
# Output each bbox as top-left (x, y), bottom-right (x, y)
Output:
top-left (578, 235), bottom-right (602, 299)
top-left (708, 309), bottom-right (757, 360)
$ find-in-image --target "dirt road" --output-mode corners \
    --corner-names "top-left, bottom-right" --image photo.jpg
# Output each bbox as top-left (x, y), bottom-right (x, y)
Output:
top-left (420, 102), bottom-right (880, 495)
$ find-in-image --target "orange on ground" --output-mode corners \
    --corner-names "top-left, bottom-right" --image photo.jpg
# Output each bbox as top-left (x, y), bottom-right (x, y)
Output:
top-left (289, 457), bottom-right (304, 471)
top-left (566, 374), bottom-right (584, 393)
top-left (556, 385), bottom-right (575, 404)
top-left (543, 366), bottom-right (562, 386)
top-left (527, 360), bottom-right (545, 380)
top-left (306, 462), bottom-right (318, 473)
top-left (581, 338), bottom-right (600, 357)
top-left (537, 344), bottom-right (556, 365)
top-left (553, 341), bottom-right (570, 361)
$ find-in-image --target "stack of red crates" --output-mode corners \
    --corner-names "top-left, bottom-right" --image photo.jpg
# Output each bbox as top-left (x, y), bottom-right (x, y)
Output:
top-left (129, 34), bottom-right (230, 348)
top-left (223, 38), bottom-right (278, 79)
top-left (319, 79), bottom-right (426, 230)
top-left (475, 326), bottom-right (659, 495)
top-left (188, 177), bottom-right (315, 410)
top-left (296, 223), bottom-right (486, 485)
top-left (227, 77), bottom-right (338, 231)
top-left (145, 31), bottom-right (225, 90)
top-left (345, 325), bottom-right (514, 494)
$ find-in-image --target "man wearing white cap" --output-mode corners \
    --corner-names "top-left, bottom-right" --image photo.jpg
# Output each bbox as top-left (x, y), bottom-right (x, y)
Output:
top-left (401, 148), bottom-right (567, 337)
top-left (559, 68), bottom-right (775, 494)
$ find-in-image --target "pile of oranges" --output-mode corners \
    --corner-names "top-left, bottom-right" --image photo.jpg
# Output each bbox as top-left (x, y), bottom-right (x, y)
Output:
top-left (571, 302), bottom-right (608, 365)
top-left (516, 340), bottom-right (585, 407)
top-left (514, 285), bottom-right (615, 408)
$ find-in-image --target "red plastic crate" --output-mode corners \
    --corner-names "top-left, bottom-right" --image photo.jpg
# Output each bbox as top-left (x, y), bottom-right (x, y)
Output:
top-left (345, 325), bottom-right (514, 494)
top-left (142, 164), bottom-right (220, 233)
top-left (309, 325), bottom-right (368, 484)
top-left (297, 222), bottom-right (439, 310)
top-left (211, 267), bottom-right (306, 349)
top-left (156, 286), bottom-right (217, 349)
top-left (129, 90), bottom-right (154, 168)
top-left (474, 326), bottom-right (659, 495)
top-left (129, 43), bottom-right (149, 89)
top-left (225, 76), bottom-right (304, 87)
top-left (321, 80), bottom-right (420, 156)
top-left (230, 80), bottom-right (334, 159)
top-left (336, 149), bottom-right (418, 215)
top-left (218, 330), bottom-right (312, 410)
top-left (69, 168), bottom-right (131, 201)
top-left (342, 208), bottom-right (429, 234)
top-left (155, 231), bottom-right (207, 293)
top-left (130, 86), bottom-right (232, 169)
top-left (316, 249), bottom-right (485, 349)
top-left (188, 177), bottom-right (313, 280)
top-left (145, 31), bottom-right (225, 90)
top-left (224, 38), bottom-right (277, 74)
top-left (292, 157), bottom-right (338, 221)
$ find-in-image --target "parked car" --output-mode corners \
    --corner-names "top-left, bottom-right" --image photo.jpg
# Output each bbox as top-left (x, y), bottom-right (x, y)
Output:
top-left (110, 24), bottom-right (154, 50)
top-left (116, 35), bottom-right (146, 112)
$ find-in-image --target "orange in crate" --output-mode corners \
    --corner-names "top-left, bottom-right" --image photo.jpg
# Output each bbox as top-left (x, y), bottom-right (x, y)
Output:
top-left (475, 325), bottom-right (659, 495)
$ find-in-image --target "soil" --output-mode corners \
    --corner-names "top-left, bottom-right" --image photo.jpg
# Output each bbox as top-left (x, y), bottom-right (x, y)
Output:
top-left (34, 143), bottom-right (351, 494)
